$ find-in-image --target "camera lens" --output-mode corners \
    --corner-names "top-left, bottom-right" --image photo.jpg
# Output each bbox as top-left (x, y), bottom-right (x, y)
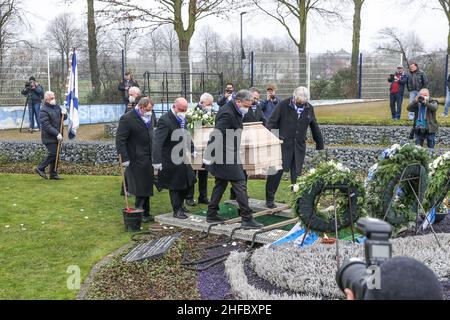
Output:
top-left (336, 258), bottom-right (368, 300)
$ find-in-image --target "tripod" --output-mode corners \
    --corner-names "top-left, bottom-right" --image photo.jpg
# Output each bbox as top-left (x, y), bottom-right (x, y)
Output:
top-left (19, 94), bottom-right (30, 133)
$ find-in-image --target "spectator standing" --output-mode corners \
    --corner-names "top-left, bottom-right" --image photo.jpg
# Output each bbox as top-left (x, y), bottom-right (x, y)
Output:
top-left (260, 85), bottom-right (281, 121)
top-left (217, 83), bottom-right (236, 107)
top-left (21, 76), bottom-right (45, 133)
top-left (407, 89), bottom-right (439, 149)
top-left (407, 63), bottom-right (428, 120)
top-left (388, 66), bottom-right (408, 120)
top-left (118, 72), bottom-right (139, 114)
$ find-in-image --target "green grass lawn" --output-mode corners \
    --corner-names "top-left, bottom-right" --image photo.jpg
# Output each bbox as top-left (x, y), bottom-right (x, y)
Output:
top-left (315, 99), bottom-right (450, 127)
top-left (0, 174), bottom-right (290, 300)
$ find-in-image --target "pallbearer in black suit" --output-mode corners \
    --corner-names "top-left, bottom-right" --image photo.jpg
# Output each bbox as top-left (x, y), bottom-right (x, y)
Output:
top-left (204, 90), bottom-right (264, 229)
top-left (243, 87), bottom-right (266, 126)
top-left (116, 97), bottom-right (156, 223)
top-left (185, 93), bottom-right (216, 207)
top-left (152, 98), bottom-right (197, 220)
top-left (265, 86), bottom-right (325, 209)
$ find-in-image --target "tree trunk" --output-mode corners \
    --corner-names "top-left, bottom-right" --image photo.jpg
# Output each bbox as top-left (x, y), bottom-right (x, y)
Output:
top-left (299, 0), bottom-right (307, 54)
top-left (87, 0), bottom-right (101, 96)
top-left (178, 39), bottom-right (191, 99)
top-left (448, 23), bottom-right (450, 55)
top-left (350, 0), bottom-right (363, 98)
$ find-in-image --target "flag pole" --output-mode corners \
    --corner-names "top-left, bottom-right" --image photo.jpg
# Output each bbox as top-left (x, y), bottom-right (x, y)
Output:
top-left (55, 48), bottom-right (75, 172)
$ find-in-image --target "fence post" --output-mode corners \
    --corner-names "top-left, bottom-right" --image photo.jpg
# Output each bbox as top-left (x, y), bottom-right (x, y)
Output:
top-left (121, 49), bottom-right (125, 81)
top-left (307, 53), bottom-right (311, 92)
top-left (358, 53), bottom-right (363, 99)
top-left (250, 51), bottom-right (254, 88)
top-left (445, 54), bottom-right (449, 97)
top-left (47, 48), bottom-right (51, 91)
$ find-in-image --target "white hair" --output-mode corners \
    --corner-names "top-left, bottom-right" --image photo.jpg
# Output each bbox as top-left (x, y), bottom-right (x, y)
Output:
top-left (200, 93), bottom-right (214, 104)
top-left (44, 91), bottom-right (55, 101)
top-left (293, 86), bottom-right (310, 102)
top-left (129, 87), bottom-right (141, 95)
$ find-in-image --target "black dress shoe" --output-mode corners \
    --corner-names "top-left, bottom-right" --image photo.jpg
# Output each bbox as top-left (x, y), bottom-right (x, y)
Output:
top-left (198, 197), bottom-right (210, 205)
top-left (142, 215), bottom-right (154, 223)
top-left (241, 219), bottom-right (264, 230)
top-left (35, 168), bottom-right (48, 180)
top-left (266, 201), bottom-right (276, 209)
top-left (173, 209), bottom-right (188, 220)
top-left (185, 199), bottom-right (196, 207)
top-left (50, 175), bottom-right (63, 180)
top-left (206, 215), bottom-right (227, 224)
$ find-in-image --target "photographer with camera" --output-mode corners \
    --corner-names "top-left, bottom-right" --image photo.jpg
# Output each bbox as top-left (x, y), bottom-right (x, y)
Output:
top-left (407, 63), bottom-right (429, 120)
top-left (260, 85), bottom-right (281, 121)
top-left (21, 76), bottom-right (44, 133)
top-left (388, 66), bottom-right (408, 120)
top-left (217, 82), bottom-right (236, 107)
top-left (336, 218), bottom-right (443, 300)
top-left (407, 89), bottom-right (439, 149)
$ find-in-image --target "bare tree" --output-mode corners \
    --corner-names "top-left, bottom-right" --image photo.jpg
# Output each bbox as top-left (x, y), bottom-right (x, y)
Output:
top-left (250, 0), bottom-right (342, 55)
top-left (109, 20), bottom-right (142, 60)
top-left (160, 26), bottom-right (178, 73)
top-left (96, 0), bottom-right (243, 76)
top-left (0, 0), bottom-right (27, 65)
top-left (87, 0), bottom-right (101, 95)
top-left (376, 28), bottom-right (425, 67)
top-left (46, 13), bottom-right (85, 81)
top-left (349, 0), bottom-right (366, 98)
top-left (140, 30), bottom-right (164, 72)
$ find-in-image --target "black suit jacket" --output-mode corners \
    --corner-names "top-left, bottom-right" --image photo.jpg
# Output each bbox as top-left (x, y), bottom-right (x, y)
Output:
top-left (243, 104), bottom-right (266, 126)
top-left (205, 101), bottom-right (246, 181)
top-left (116, 109), bottom-right (154, 197)
top-left (268, 98), bottom-right (324, 174)
top-left (152, 110), bottom-right (196, 191)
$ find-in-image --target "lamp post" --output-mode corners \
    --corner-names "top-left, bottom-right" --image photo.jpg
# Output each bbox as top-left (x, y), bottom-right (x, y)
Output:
top-left (240, 12), bottom-right (247, 80)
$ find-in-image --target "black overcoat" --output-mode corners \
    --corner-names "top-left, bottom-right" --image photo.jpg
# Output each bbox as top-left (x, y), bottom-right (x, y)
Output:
top-left (268, 98), bottom-right (324, 175)
top-left (243, 104), bottom-right (266, 126)
top-left (205, 101), bottom-right (246, 181)
top-left (152, 111), bottom-right (196, 191)
top-left (116, 109), bottom-right (154, 197)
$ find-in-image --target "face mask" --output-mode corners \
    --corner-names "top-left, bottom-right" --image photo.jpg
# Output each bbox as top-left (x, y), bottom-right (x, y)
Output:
top-left (144, 111), bottom-right (152, 118)
top-left (177, 112), bottom-right (186, 119)
top-left (129, 96), bottom-right (136, 103)
top-left (239, 107), bottom-right (249, 115)
top-left (204, 105), bottom-right (212, 112)
top-left (49, 99), bottom-right (56, 105)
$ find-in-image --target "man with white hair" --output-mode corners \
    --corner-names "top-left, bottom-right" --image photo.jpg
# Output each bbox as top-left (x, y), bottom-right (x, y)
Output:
top-left (35, 91), bottom-right (68, 180)
top-left (265, 86), bottom-right (324, 209)
top-left (185, 93), bottom-right (216, 206)
top-left (125, 86), bottom-right (142, 113)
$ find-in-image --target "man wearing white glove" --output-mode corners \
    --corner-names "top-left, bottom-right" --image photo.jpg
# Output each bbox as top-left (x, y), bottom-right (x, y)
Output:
top-left (35, 91), bottom-right (67, 180)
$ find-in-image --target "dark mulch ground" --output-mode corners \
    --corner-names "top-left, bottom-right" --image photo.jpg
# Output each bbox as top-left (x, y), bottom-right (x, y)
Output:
top-left (397, 214), bottom-right (450, 238)
top-left (82, 228), bottom-right (222, 300)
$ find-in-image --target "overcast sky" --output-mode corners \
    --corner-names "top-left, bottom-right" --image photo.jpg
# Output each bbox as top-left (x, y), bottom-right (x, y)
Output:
top-left (23, 0), bottom-right (448, 53)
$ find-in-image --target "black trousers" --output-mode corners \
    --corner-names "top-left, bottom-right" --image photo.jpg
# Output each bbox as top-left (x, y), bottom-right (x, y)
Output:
top-left (169, 189), bottom-right (190, 213)
top-left (208, 178), bottom-right (253, 222)
top-left (186, 170), bottom-right (209, 201)
top-left (230, 171), bottom-right (248, 200)
top-left (135, 197), bottom-right (150, 217)
top-left (38, 143), bottom-right (58, 176)
top-left (266, 161), bottom-right (299, 203)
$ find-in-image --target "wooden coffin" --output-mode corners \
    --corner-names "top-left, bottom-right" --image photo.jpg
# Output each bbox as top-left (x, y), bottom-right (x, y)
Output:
top-left (190, 122), bottom-right (283, 176)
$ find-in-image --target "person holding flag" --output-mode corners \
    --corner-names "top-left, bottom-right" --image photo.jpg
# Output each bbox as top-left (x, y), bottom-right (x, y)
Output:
top-left (35, 91), bottom-right (68, 180)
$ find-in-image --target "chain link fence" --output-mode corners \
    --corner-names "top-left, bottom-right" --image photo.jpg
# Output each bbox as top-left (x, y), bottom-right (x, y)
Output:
top-left (0, 48), bottom-right (448, 107)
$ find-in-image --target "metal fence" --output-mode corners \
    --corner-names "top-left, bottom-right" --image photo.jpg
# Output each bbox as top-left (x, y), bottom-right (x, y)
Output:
top-left (0, 49), bottom-right (448, 107)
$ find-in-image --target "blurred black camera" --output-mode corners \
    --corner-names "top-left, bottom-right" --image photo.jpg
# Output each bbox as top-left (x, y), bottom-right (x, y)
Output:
top-left (389, 74), bottom-right (395, 82)
top-left (418, 96), bottom-right (426, 104)
top-left (336, 218), bottom-right (393, 300)
top-left (226, 89), bottom-right (234, 94)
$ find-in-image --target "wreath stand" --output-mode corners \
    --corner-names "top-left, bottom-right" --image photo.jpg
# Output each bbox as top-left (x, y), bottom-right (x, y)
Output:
top-left (382, 163), bottom-right (444, 249)
top-left (299, 184), bottom-right (357, 269)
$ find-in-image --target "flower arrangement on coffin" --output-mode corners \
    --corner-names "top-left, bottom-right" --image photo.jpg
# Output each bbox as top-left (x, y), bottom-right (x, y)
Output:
top-left (365, 143), bottom-right (430, 230)
top-left (186, 107), bottom-right (215, 131)
top-left (291, 160), bottom-right (366, 233)
top-left (423, 151), bottom-right (450, 213)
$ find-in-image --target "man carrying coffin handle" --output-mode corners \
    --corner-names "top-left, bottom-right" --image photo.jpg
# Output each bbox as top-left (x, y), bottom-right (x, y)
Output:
top-left (116, 97), bottom-right (156, 223)
top-left (265, 86), bottom-right (325, 209)
top-left (152, 98), bottom-right (197, 220)
top-left (204, 90), bottom-right (264, 229)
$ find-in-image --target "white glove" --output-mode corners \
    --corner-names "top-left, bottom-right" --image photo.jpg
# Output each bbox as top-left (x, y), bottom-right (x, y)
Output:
top-left (122, 161), bottom-right (130, 167)
top-left (203, 159), bottom-right (212, 166)
top-left (60, 107), bottom-right (68, 115)
top-left (153, 164), bottom-right (162, 171)
top-left (193, 151), bottom-right (199, 158)
top-left (57, 134), bottom-right (63, 142)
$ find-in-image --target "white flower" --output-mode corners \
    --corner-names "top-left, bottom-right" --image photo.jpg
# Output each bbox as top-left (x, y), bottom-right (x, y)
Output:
top-left (203, 114), bottom-right (210, 120)
top-left (309, 168), bottom-right (317, 175)
top-left (292, 184), bottom-right (300, 193)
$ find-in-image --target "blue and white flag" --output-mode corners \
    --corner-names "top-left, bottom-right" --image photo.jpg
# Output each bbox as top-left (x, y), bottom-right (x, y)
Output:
top-left (66, 50), bottom-right (79, 140)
